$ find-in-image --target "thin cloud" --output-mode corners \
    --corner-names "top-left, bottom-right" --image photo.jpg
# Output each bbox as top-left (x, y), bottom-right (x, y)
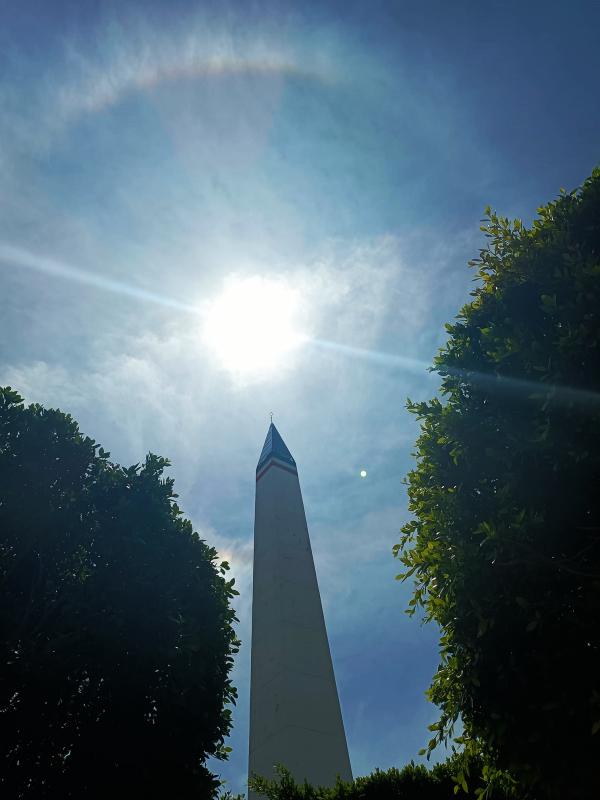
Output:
top-left (58, 42), bottom-right (322, 120)
top-left (1, 14), bottom-right (337, 157)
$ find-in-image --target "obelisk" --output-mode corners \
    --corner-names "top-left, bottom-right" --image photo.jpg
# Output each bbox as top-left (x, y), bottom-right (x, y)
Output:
top-left (248, 423), bottom-right (352, 795)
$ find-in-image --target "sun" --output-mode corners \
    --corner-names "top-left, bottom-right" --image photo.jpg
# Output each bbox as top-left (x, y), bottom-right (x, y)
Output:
top-left (202, 276), bottom-right (304, 376)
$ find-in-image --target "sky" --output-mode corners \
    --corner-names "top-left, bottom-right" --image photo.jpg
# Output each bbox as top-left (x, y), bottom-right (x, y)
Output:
top-left (1, 0), bottom-right (600, 793)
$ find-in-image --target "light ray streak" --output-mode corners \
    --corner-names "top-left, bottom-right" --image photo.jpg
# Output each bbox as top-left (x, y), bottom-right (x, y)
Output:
top-left (4, 247), bottom-right (599, 410)
top-left (309, 338), bottom-right (600, 410)
top-left (0, 243), bottom-right (199, 314)
top-left (309, 338), bottom-right (429, 375)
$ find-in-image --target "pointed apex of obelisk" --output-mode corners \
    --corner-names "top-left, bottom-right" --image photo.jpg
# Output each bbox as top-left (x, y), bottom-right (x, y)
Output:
top-left (257, 422), bottom-right (297, 474)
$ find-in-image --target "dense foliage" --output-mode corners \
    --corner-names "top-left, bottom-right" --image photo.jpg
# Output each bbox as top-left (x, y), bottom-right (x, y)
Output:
top-left (0, 388), bottom-right (239, 799)
top-left (395, 169), bottom-right (600, 798)
top-left (249, 754), bottom-right (517, 800)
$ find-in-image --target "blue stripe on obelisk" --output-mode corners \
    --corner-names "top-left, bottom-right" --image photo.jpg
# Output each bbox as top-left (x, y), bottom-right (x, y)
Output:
top-left (256, 456), bottom-right (298, 482)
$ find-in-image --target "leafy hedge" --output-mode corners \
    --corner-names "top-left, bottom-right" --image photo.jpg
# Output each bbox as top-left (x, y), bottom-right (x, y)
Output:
top-left (249, 753), bottom-right (518, 800)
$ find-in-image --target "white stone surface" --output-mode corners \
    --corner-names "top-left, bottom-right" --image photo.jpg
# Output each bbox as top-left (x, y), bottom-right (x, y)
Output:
top-left (249, 452), bottom-right (352, 797)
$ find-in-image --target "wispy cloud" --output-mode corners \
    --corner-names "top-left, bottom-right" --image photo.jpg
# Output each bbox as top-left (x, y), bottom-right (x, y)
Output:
top-left (1, 13), bottom-right (337, 160)
top-left (1, 227), bottom-right (468, 521)
top-left (57, 29), bottom-right (323, 120)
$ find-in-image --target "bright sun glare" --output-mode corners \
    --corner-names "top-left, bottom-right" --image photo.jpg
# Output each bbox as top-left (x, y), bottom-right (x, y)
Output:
top-left (202, 276), bottom-right (304, 376)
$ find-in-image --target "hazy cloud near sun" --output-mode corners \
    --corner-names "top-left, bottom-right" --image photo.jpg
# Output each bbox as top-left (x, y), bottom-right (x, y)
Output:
top-left (2, 231), bottom-right (431, 446)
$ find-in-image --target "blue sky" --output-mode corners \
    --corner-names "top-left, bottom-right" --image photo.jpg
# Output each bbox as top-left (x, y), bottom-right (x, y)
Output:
top-left (1, 0), bottom-right (600, 793)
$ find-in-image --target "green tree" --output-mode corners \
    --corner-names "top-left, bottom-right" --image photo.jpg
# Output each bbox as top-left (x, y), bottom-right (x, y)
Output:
top-left (0, 387), bottom-right (239, 799)
top-left (396, 169), bottom-right (600, 798)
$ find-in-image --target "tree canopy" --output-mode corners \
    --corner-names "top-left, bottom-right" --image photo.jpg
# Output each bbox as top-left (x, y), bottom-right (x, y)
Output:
top-left (396, 169), bottom-right (600, 798)
top-left (0, 387), bottom-right (239, 799)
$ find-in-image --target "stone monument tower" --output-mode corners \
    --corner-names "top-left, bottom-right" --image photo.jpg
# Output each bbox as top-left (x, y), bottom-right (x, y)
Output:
top-left (248, 423), bottom-right (352, 794)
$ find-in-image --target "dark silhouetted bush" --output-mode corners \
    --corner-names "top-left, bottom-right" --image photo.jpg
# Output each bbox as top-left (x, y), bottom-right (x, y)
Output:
top-left (0, 387), bottom-right (239, 799)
